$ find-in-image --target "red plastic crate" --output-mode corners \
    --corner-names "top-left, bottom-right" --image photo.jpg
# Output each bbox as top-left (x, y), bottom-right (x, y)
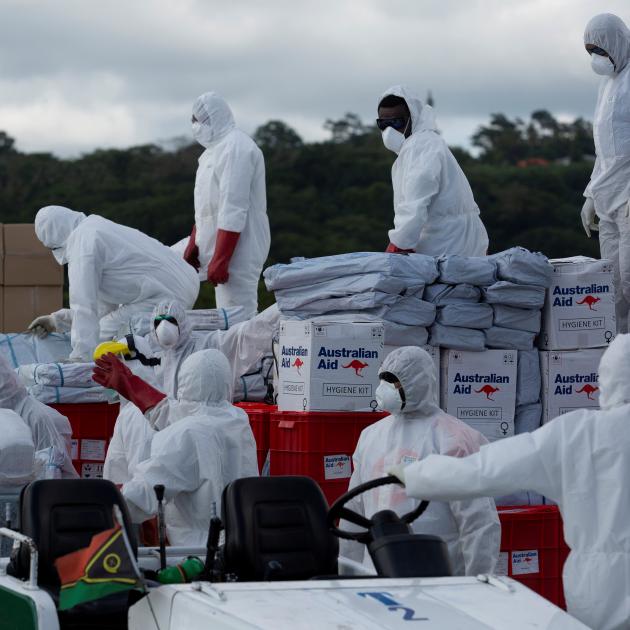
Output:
top-left (236, 402), bottom-right (276, 473)
top-left (50, 403), bottom-right (120, 479)
top-left (498, 506), bottom-right (570, 609)
top-left (269, 410), bottom-right (387, 504)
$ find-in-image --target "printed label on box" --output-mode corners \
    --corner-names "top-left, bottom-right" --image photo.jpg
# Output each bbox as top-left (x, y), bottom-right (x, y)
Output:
top-left (322, 383), bottom-right (373, 397)
top-left (81, 462), bottom-right (104, 479)
top-left (282, 381), bottom-right (305, 395)
top-left (71, 439), bottom-right (79, 460)
top-left (80, 439), bottom-right (106, 461)
top-left (495, 552), bottom-right (509, 576)
top-left (511, 549), bottom-right (539, 575)
top-left (324, 454), bottom-right (352, 480)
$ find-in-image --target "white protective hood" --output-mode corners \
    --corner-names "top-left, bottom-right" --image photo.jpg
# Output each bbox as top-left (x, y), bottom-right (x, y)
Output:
top-left (0, 409), bottom-right (35, 485)
top-left (193, 92), bottom-right (236, 148)
top-left (35, 206), bottom-right (86, 264)
top-left (178, 348), bottom-right (233, 404)
top-left (597, 333), bottom-right (630, 409)
top-left (584, 13), bottom-right (630, 72)
top-left (379, 85), bottom-right (437, 138)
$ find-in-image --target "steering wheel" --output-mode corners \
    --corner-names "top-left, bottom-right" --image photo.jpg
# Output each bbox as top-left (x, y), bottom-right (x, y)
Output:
top-left (327, 475), bottom-right (429, 543)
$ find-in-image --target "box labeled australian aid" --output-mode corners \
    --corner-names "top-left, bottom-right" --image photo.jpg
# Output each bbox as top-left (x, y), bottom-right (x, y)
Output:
top-left (277, 319), bottom-right (384, 411)
top-left (539, 257), bottom-right (615, 350)
top-left (440, 349), bottom-right (518, 442)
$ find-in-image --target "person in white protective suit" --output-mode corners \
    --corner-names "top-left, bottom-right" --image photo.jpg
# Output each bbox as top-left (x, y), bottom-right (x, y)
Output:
top-left (378, 86), bottom-right (488, 256)
top-left (102, 335), bottom-right (159, 486)
top-left (151, 299), bottom-right (279, 399)
top-left (581, 14), bottom-right (630, 334)
top-left (0, 354), bottom-right (76, 479)
top-left (0, 409), bottom-right (37, 486)
top-left (340, 346), bottom-right (500, 576)
top-left (93, 348), bottom-right (258, 546)
top-left (181, 92), bottom-right (270, 318)
top-left (389, 334), bottom-right (630, 630)
top-left (29, 206), bottom-right (200, 361)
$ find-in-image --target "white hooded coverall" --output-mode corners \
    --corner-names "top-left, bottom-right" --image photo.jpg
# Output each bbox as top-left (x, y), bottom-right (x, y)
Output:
top-left (34, 206), bottom-right (200, 361)
top-left (584, 14), bottom-right (630, 333)
top-left (340, 346), bottom-right (500, 576)
top-left (122, 349), bottom-right (258, 546)
top-left (191, 92), bottom-right (270, 318)
top-left (382, 85), bottom-right (489, 256)
top-left (400, 333), bottom-right (630, 630)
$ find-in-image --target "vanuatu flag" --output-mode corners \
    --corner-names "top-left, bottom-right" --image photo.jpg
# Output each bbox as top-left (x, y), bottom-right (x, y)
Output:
top-left (54, 523), bottom-right (142, 610)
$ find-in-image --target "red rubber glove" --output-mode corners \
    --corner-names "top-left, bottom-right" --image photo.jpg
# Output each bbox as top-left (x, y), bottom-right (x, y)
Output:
top-left (183, 224), bottom-right (200, 271)
top-left (207, 229), bottom-right (240, 285)
top-left (92, 354), bottom-right (166, 414)
top-left (386, 242), bottom-right (415, 254)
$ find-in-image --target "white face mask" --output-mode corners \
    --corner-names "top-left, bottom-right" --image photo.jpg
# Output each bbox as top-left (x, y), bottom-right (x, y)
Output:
top-left (192, 121), bottom-right (214, 148)
top-left (375, 380), bottom-right (403, 413)
top-left (382, 126), bottom-right (406, 154)
top-left (155, 320), bottom-right (180, 349)
top-left (591, 54), bottom-right (615, 76)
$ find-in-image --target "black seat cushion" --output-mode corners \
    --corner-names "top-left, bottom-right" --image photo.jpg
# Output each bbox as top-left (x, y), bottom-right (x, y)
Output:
top-left (222, 476), bottom-right (339, 581)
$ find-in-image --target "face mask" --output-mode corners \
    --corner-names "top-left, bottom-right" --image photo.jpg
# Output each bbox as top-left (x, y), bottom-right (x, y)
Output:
top-left (375, 380), bottom-right (403, 413)
top-left (382, 126), bottom-right (407, 154)
top-left (155, 320), bottom-right (180, 349)
top-left (192, 121), bottom-right (214, 148)
top-left (591, 54), bottom-right (615, 76)
top-left (51, 246), bottom-right (67, 265)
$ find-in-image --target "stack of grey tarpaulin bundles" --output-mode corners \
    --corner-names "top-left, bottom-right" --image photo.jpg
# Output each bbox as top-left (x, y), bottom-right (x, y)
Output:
top-left (264, 252), bottom-right (439, 346)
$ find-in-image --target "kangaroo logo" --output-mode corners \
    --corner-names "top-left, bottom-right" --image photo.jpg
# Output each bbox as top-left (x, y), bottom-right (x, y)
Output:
top-left (577, 295), bottom-right (601, 311)
top-left (293, 357), bottom-right (304, 375)
top-left (576, 384), bottom-right (599, 400)
top-left (475, 385), bottom-right (500, 400)
top-left (343, 360), bottom-right (369, 377)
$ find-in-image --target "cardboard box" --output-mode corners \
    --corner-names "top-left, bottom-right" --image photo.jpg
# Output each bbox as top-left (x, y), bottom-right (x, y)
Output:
top-left (3, 286), bottom-right (62, 332)
top-left (277, 319), bottom-right (384, 411)
top-left (440, 349), bottom-right (518, 442)
top-left (3, 223), bottom-right (63, 286)
top-left (540, 348), bottom-right (604, 423)
top-left (540, 257), bottom-right (616, 350)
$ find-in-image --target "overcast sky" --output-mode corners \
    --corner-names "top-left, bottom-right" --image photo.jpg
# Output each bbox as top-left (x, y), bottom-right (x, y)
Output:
top-left (0, 0), bottom-right (625, 156)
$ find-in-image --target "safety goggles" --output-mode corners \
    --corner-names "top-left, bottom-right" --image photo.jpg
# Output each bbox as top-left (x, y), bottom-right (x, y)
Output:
top-left (154, 315), bottom-right (177, 326)
top-left (588, 45), bottom-right (608, 57)
top-left (376, 116), bottom-right (409, 131)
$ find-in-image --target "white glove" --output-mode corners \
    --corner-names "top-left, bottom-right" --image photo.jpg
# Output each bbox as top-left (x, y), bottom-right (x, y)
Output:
top-left (27, 315), bottom-right (57, 338)
top-left (387, 464), bottom-right (407, 485)
top-left (581, 198), bottom-right (598, 238)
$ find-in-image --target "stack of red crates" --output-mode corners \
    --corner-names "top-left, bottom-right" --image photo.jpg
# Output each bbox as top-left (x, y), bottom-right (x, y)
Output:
top-left (269, 410), bottom-right (387, 505)
top-left (235, 402), bottom-right (275, 473)
top-left (50, 403), bottom-right (120, 479)
top-left (498, 505), bottom-right (570, 609)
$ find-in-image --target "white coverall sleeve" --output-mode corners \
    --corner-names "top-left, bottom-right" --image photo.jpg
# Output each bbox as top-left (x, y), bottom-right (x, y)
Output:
top-left (103, 422), bottom-right (129, 485)
top-left (122, 429), bottom-right (200, 523)
top-left (389, 147), bottom-right (442, 251)
top-left (144, 398), bottom-right (176, 432)
top-left (404, 425), bottom-right (563, 504)
top-left (215, 142), bottom-right (254, 234)
top-left (338, 443), bottom-right (368, 563)
top-left (584, 155), bottom-right (601, 200)
top-left (51, 308), bottom-right (73, 333)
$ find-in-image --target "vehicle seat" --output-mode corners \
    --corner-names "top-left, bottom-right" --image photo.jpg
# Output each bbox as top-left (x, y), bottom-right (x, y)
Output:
top-left (8, 479), bottom-right (137, 629)
top-left (221, 476), bottom-right (339, 581)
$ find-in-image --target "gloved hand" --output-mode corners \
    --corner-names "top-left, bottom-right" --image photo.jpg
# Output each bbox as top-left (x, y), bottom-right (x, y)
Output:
top-left (386, 242), bottom-right (415, 254)
top-left (581, 198), bottom-right (599, 238)
top-left (183, 224), bottom-right (200, 271)
top-left (386, 464), bottom-right (407, 485)
top-left (93, 353), bottom-right (166, 413)
top-left (207, 229), bottom-right (240, 285)
top-left (27, 315), bottom-right (57, 338)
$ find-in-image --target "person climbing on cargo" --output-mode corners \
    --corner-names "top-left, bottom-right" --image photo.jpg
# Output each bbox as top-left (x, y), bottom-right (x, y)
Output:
top-left (340, 346), bottom-right (500, 577)
top-left (389, 333), bottom-right (630, 630)
top-left (378, 85), bottom-right (489, 256)
top-left (581, 13), bottom-right (630, 334)
top-left (28, 205), bottom-right (200, 361)
top-left (181, 91), bottom-right (270, 319)
top-left (92, 348), bottom-right (258, 546)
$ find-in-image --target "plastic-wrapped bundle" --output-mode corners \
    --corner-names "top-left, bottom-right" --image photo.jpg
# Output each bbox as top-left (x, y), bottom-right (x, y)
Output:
top-left (437, 255), bottom-right (497, 286)
top-left (185, 307), bottom-right (250, 331)
top-left (275, 273), bottom-right (424, 311)
top-left (429, 323), bottom-right (486, 351)
top-left (28, 384), bottom-right (115, 404)
top-left (490, 247), bottom-right (553, 287)
top-left (234, 356), bottom-right (274, 403)
top-left (515, 402), bottom-right (542, 434)
top-left (0, 333), bottom-right (72, 369)
top-left (18, 362), bottom-right (95, 389)
top-left (423, 283), bottom-right (481, 305)
top-left (436, 303), bottom-right (493, 330)
top-left (492, 304), bottom-right (542, 334)
top-left (517, 350), bottom-right (542, 406)
top-left (264, 252), bottom-right (439, 291)
top-left (485, 326), bottom-right (536, 350)
top-left (482, 282), bottom-right (546, 309)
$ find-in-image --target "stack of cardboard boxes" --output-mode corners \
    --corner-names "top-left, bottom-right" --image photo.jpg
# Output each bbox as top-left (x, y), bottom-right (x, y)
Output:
top-left (0, 224), bottom-right (63, 332)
